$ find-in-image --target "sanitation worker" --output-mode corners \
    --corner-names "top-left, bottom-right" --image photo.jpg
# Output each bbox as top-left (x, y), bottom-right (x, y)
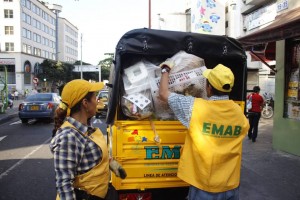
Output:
top-left (159, 62), bottom-right (249, 200)
top-left (50, 79), bottom-right (126, 200)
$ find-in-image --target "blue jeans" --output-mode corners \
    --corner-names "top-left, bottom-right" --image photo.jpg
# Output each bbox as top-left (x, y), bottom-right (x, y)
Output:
top-left (188, 186), bottom-right (239, 200)
top-left (248, 112), bottom-right (261, 141)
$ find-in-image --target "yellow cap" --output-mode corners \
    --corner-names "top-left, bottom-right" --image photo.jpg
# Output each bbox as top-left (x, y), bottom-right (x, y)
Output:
top-left (203, 64), bottom-right (234, 92)
top-left (61, 79), bottom-right (104, 109)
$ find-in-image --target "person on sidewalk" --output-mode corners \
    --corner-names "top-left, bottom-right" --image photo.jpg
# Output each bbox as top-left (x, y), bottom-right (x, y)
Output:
top-left (247, 86), bottom-right (264, 142)
top-left (50, 79), bottom-right (126, 200)
top-left (159, 62), bottom-right (250, 200)
top-left (14, 90), bottom-right (19, 100)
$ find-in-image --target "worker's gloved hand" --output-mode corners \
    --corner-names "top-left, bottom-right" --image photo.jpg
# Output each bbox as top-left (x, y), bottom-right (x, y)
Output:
top-left (109, 159), bottom-right (127, 179)
top-left (159, 59), bottom-right (175, 71)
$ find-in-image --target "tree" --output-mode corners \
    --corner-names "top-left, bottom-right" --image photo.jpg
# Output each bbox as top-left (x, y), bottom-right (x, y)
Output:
top-left (37, 59), bottom-right (74, 92)
top-left (98, 53), bottom-right (114, 81)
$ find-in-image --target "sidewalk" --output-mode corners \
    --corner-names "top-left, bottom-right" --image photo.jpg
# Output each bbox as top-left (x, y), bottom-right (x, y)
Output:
top-left (0, 99), bottom-right (22, 124)
top-left (240, 118), bottom-right (300, 200)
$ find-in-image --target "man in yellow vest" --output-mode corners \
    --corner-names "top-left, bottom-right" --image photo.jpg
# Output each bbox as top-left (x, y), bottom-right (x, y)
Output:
top-left (159, 62), bottom-right (249, 200)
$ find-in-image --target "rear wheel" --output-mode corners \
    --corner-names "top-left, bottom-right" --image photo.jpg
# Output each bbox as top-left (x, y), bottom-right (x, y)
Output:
top-left (21, 119), bottom-right (28, 124)
top-left (261, 107), bottom-right (274, 119)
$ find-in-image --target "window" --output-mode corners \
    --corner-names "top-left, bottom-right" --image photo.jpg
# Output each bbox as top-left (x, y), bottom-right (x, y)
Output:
top-left (33, 33), bottom-right (37, 42)
top-left (37, 34), bottom-right (41, 43)
top-left (284, 38), bottom-right (300, 120)
top-left (32, 3), bottom-right (36, 13)
top-left (36, 21), bottom-right (41, 29)
top-left (26, 0), bottom-right (31, 10)
top-left (26, 15), bottom-right (31, 24)
top-left (36, 7), bottom-right (40, 16)
top-left (32, 18), bottom-right (36, 27)
top-left (22, 43), bottom-right (27, 52)
top-left (5, 26), bottom-right (14, 35)
top-left (36, 48), bottom-right (41, 56)
top-left (22, 12), bottom-right (26, 21)
top-left (22, 28), bottom-right (27, 37)
top-left (4, 9), bottom-right (13, 18)
top-left (26, 30), bottom-right (31, 39)
top-left (5, 43), bottom-right (14, 51)
top-left (4, 0), bottom-right (13, 2)
top-left (27, 45), bottom-right (32, 54)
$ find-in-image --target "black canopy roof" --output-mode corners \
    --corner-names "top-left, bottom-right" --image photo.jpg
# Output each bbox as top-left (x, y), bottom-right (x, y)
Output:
top-left (106, 28), bottom-right (247, 124)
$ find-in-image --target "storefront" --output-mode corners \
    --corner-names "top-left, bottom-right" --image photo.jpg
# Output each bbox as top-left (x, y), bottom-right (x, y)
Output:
top-left (239, 6), bottom-right (300, 156)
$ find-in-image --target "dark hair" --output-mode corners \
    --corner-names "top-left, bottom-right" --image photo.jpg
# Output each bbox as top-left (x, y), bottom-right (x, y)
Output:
top-left (253, 86), bottom-right (260, 93)
top-left (52, 92), bottom-right (94, 137)
top-left (207, 80), bottom-right (230, 96)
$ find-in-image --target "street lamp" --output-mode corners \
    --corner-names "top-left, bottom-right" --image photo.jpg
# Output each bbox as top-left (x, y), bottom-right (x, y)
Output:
top-left (80, 33), bottom-right (83, 79)
top-left (43, 78), bottom-right (47, 92)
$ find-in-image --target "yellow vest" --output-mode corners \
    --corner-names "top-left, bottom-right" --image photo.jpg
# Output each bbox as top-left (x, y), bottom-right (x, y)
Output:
top-left (177, 98), bottom-right (249, 193)
top-left (56, 121), bottom-right (109, 199)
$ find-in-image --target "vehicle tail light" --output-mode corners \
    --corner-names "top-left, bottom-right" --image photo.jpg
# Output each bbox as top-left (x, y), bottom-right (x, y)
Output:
top-left (47, 103), bottom-right (54, 109)
top-left (19, 104), bottom-right (24, 111)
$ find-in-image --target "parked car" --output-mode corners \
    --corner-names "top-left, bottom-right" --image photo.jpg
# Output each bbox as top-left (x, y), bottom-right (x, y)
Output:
top-left (96, 90), bottom-right (108, 118)
top-left (18, 93), bottom-right (61, 123)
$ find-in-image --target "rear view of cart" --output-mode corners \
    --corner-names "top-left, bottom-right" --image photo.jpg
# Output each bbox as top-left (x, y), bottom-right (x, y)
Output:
top-left (106, 28), bottom-right (247, 200)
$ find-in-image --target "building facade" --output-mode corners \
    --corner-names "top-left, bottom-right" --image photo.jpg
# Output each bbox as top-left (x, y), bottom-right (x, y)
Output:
top-left (0, 0), bottom-right (78, 95)
top-left (156, 0), bottom-right (300, 156)
top-left (237, 0), bottom-right (300, 156)
top-left (57, 17), bottom-right (78, 63)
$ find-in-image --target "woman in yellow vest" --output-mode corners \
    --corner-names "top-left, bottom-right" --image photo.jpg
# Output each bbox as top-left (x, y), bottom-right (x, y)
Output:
top-left (159, 62), bottom-right (249, 200)
top-left (50, 79), bottom-right (126, 200)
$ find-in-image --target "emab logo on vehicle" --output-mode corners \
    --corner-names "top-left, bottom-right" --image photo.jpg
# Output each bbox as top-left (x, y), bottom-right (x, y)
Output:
top-left (144, 146), bottom-right (181, 159)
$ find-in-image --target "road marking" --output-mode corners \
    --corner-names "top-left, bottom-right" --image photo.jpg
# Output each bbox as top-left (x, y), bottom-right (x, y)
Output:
top-left (10, 121), bottom-right (21, 125)
top-left (0, 136), bottom-right (7, 142)
top-left (9, 119), bottom-right (36, 125)
top-left (93, 118), bottom-right (103, 124)
top-left (0, 137), bottom-right (52, 180)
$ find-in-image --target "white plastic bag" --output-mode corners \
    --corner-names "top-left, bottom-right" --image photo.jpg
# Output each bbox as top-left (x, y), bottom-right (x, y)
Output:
top-left (246, 95), bottom-right (252, 111)
top-left (169, 51), bottom-right (205, 74)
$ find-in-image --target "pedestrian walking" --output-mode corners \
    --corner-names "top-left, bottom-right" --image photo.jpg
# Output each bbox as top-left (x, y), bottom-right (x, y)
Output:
top-left (24, 89), bottom-right (29, 97)
top-left (247, 86), bottom-right (264, 142)
top-left (14, 90), bottom-right (19, 100)
top-left (50, 79), bottom-right (126, 200)
top-left (159, 62), bottom-right (249, 200)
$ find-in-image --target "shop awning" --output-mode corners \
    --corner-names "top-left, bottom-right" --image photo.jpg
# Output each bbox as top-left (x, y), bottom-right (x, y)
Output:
top-left (238, 6), bottom-right (300, 48)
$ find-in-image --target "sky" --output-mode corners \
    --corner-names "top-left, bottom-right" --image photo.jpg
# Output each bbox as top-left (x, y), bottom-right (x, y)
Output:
top-left (47, 0), bottom-right (186, 65)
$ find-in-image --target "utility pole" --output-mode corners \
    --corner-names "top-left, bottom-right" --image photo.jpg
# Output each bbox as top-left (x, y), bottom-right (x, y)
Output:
top-left (80, 33), bottom-right (83, 79)
top-left (149, 0), bottom-right (151, 29)
top-left (98, 65), bottom-right (101, 82)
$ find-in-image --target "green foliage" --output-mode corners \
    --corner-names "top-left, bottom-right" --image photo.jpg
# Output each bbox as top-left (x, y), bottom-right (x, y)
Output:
top-left (37, 59), bottom-right (74, 88)
top-left (98, 53), bottom-right (114, 81)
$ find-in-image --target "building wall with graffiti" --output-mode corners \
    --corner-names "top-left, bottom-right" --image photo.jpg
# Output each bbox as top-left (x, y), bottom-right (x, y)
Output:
top-left (191, 0), bottom-right (225, 35)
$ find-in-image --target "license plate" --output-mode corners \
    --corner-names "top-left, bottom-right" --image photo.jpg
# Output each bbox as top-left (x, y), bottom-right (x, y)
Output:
top-left (30, 105), bottom-right (39, 111)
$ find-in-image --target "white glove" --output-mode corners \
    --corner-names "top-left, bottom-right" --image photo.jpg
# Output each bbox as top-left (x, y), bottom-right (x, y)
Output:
top-left (109, 159), bottom-right (127, 179)
top-left (159, 59), bottom-right (175, 70)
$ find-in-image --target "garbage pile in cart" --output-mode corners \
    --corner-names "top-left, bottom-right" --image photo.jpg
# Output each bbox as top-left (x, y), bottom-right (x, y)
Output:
top-left (121, 50), bottom-right (208, 120)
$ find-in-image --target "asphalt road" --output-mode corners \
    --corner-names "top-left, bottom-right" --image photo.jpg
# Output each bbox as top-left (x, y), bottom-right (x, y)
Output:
top-left (0, 116), bottom-right (107, 200)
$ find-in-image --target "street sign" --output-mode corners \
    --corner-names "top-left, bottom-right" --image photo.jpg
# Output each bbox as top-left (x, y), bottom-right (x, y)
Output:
top-left (32, 77), bottom-right (39, 84)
